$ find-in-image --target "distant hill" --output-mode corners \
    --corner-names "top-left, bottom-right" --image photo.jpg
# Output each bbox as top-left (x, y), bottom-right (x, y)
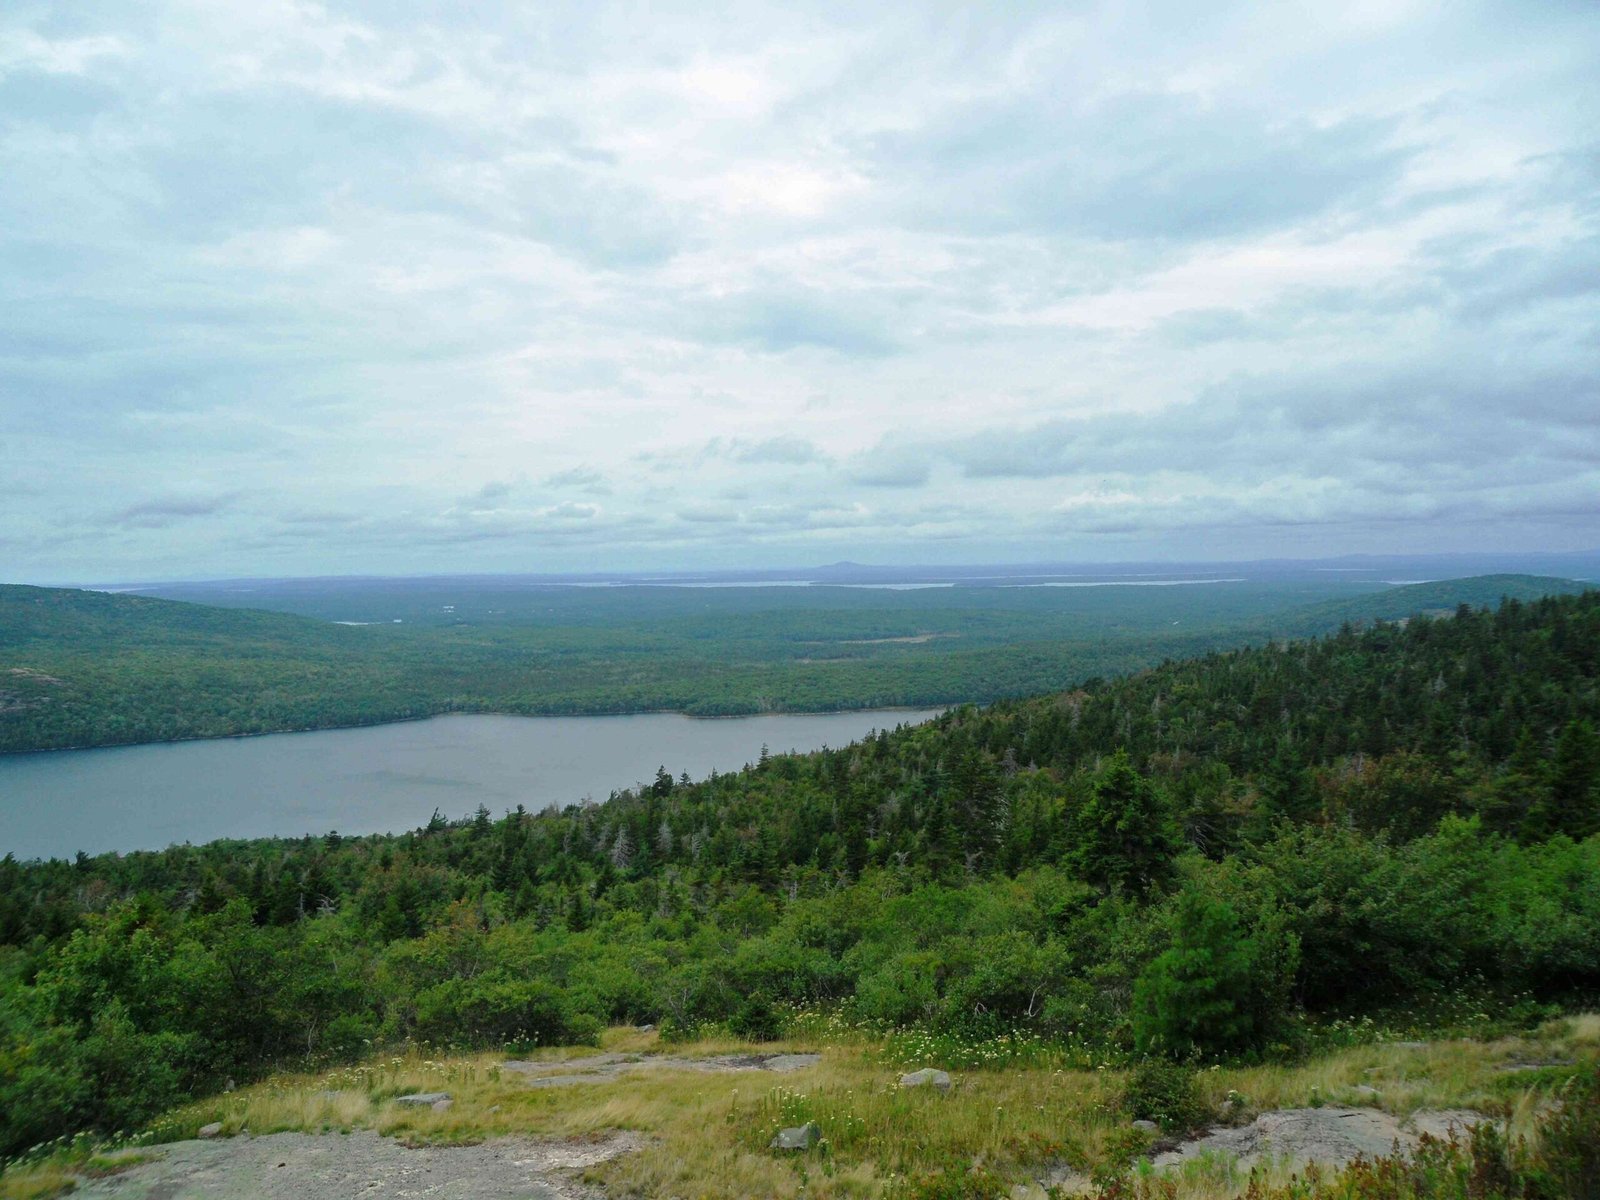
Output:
top-left (1264, 573), bottom-right (1590, 637)
top-left (0, 573), bottom-right (1591, 753)
top-left (0, 584), bottom-right (361, 651)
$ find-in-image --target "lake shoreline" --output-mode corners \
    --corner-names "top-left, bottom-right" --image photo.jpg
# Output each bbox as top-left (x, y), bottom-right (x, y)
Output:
top-left (0, 702), bottom-right (953, 758)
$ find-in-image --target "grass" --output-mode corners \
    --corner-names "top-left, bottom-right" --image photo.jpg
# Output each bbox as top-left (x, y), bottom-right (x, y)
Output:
top-left (0, 1149), bottom-right (154, 1199)
top-left (2, 1016), bottom-right (1595, 1200)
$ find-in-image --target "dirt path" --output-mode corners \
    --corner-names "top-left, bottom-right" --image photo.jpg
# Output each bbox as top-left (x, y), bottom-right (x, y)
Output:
top-left (501, 1050), bottom-right (821, 1088)
top-left (71, 1130), bottom-right (642, 1200)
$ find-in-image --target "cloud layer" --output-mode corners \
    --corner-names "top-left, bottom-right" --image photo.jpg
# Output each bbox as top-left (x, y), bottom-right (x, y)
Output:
top-left (2, 0), bottom-right (1597, 580)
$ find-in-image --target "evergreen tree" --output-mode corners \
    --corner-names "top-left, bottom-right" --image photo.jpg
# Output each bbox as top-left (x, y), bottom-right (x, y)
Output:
top-left (1480, 729), bottom-right (1548, 838)
top-left (1543, 719), bottom-right (1600, 839)
top-left (1132, 888), bottom-right (1299, 1057)
top-left (948, 748), bottom-right (1002, 874)
top-left (1067, 750), bottom-right (1178, 895)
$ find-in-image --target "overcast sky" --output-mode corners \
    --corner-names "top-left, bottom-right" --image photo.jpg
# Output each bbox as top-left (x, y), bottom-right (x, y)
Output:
top-left (2, 1), bottom-right (1597, 582)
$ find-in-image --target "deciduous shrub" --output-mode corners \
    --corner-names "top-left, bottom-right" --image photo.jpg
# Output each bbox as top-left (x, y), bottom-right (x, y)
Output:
top-left (412, 977), bottom-right (597, 1048)
top-left (727, 993), bottom-right (781, 1042)
top-left (1120, 1059), bottom-right (1209, 1133)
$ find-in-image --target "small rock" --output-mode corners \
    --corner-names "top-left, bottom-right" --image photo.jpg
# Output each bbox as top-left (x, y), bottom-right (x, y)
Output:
top-left (1131, 1120), bottom-right (1160, 1135)
top-left (635, 1023), bottom-right (656, 1033)
top-left (197, 1122), bottom-right (224, 1139)
top-left (900, 1068), bottom-right (952, 1092)
top-left (431, 1099), bottom-right (454, 1113)
top-left (770, 1122), bottom-right (822, 1151)
top-left (395, 1092), bottom-right (451, 1107)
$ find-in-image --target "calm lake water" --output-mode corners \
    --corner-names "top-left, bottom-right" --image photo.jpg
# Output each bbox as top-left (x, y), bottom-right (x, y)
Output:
top-left (0, 710), bottom-right (942, 860)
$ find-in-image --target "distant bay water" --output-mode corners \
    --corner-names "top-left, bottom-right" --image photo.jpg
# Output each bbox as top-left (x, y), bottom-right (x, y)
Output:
top-left (0, 709), bottom-right (943, 860)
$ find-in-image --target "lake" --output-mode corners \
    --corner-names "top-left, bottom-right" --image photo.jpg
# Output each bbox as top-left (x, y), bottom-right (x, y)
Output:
top-left (0, 709), bottom-right (943, 860)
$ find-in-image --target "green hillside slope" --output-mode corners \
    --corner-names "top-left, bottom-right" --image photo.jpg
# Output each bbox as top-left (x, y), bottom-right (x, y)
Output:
top-left (0, 574), bottom-right (1588, 752)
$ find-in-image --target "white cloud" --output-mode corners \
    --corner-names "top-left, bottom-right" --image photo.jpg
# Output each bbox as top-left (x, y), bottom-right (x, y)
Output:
top-left (1, 1), bottom-right (1597, 580)
top-left (0, 29), bottom-right (129, 77)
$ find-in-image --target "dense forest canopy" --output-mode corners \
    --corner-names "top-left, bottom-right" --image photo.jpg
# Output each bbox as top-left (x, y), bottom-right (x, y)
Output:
top-left (0, 573), bottom-right (1586, 752)
top-left (2, 588), bottom-right (1597, 1157)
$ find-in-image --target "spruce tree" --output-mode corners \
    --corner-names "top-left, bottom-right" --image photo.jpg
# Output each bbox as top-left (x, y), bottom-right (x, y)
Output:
top-left (1545, 719), bottom-right (1600, 839)
top-left (948, 748), bottom-right (1002, 873)
top-left (1068, 750), bottom-right (1178, 895)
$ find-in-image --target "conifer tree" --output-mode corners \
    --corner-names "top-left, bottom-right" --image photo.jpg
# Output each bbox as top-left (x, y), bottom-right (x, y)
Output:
top-left (1132, 888), bottom-right (1298, 1057)
top-left (1480, 728), bottom-right (1548, 838)
top-left (949, 748), bottom-right (1002, 873)
top-left (1544, 719), bottom-right (1600, 839)
top-left (1068, 750), bottom-right (1178, 895)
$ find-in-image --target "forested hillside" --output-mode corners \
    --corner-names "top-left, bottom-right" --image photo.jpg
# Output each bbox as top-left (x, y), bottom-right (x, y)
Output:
top-left (2, 590), bottom-right (1598, 1157)
top-left (0, 573), bottom-right (1585, 751)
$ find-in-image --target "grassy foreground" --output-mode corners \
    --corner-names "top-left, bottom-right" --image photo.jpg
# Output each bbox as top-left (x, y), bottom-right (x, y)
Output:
top-left (4, 1016), bottom-right (1597, 1200)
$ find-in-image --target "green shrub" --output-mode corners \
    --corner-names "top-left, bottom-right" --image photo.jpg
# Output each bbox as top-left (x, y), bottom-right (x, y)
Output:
top-left (727, 993), bottom-right (781, 1042)
top-left (657, 1015), bottom-right (712, 1043)
top-left (1120, 1059), bottom-right (1209, 1133)
top-left (851, 953), bottom-right (939, 1028)
top-left (412, 976), bottom-right (590, 1048)
top-left (316, 1013), bottom-right (377, 1060)
top-left (885, 1162), bottom-right (1010, 1200)
top-left (1532, 1064), bottom-right (1600, 1199)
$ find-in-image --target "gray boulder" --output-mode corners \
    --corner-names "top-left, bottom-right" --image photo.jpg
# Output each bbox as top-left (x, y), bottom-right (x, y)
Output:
top-left (770, 1122), bottom-right (822, 1151)
top-left (900, 1068), bottom-right (952, 1092)
top-left (1131, 1120), bottom-right (1160, 1134)
top-left (395, 1092), bottom-right (451, 1107)
top-left (197, 1122), bottom-right (223, 1139)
